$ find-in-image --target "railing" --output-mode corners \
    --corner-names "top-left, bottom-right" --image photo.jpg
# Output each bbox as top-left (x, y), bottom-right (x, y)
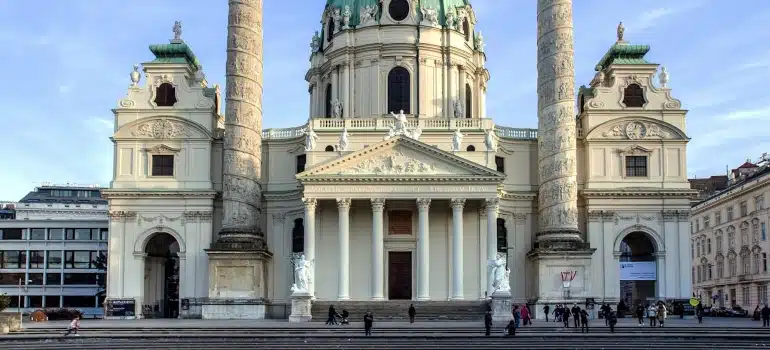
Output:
top-left (261, 117), bottom-right (538, 141)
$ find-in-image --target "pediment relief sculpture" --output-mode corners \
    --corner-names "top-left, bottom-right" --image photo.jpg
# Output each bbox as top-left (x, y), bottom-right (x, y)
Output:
top-left (594, 120), bottom-right (684, 140)
top-left (618, 144), bottom-right (651, 155)
top-left (143, 144), bottom-right (181, 154)
top-left (340, 149), bottom-right (451, 175)
top-left (118, 117), bottom-right (209, 140)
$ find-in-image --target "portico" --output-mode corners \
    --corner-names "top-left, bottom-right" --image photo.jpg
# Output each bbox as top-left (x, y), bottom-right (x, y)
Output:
top-left (296, 136), bottom-right (505, 301)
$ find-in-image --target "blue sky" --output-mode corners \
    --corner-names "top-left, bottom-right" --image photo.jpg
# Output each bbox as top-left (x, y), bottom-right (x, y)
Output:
top-left (0, 0), bottom-right (767, 200)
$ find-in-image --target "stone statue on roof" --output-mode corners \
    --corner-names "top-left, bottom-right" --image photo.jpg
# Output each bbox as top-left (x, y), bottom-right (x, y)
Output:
top-left (616, 22), bottom-right (625, 43)
top-left (173, 21), bottom-right (182, 41)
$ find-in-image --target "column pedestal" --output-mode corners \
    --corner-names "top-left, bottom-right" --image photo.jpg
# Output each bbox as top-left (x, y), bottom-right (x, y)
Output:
top-left (288, 292), bottom-right (313, 323)
top-left (201, 250), bottom-right (271, 319)
top-left (491, 290), bottom-right (513, 322)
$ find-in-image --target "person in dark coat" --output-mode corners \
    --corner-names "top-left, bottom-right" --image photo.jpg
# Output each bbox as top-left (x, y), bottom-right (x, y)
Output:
top-left (340, 309), bottom-right (349, 325)
top-left (635, 303), bottom-right (645, 326)
top-left (326, 305), bottom-right (338, 325)
top-left (580, 309), bottom-right (589, 333)
top-left (571, 304), bottom-right (582, 328)
top-left (608, 311), bottom-right (617, 333)
top-left (504, 320), bottom-right (516, 336)
top-left (408, 304), bottom-right (416, 324)
top-left (484, 310), bottom-right (493, 336)
top-left (762, 305), bottom-right (770, 327)
top-left (543, 304), bottom-right (550, 322)
top-left (696, 304), bottom-right (704, 324)
top-left (562, 307), bottom-right (571, 328)
top-left (364, 311), bottom-right (373, 335)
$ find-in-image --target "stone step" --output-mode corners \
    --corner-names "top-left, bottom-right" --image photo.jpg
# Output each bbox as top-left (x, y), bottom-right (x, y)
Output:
top-left (310, 300), bottom-right (489, 321)
top-left (2, 336), bottom-right (768, 350)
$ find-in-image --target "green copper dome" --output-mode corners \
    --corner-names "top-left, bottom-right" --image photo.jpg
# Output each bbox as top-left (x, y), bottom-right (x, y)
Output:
top-left (322, 0), bottom-right (472, 27)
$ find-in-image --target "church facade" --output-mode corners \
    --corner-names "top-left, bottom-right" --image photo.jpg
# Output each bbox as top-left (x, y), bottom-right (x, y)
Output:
top-left (103, 0), bottom-right (694, 319)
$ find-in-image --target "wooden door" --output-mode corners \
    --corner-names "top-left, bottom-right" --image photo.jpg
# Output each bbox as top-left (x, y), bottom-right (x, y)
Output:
top-left (388, 251), bottom-right (412, 300)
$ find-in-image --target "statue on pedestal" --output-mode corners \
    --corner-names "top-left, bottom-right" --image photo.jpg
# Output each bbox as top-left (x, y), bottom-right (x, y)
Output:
top-left (451, 129), bottom-right (465, 151)
top-left (384, 110), bottom-right (422, 140)
top-left (484, 128), bottom-right (497, 152)
top-left (487, 253), bottom-right (510, 294)
top-left (303, 122), bottom-right (319, 152)
top-left (291, 254), bottom-right (313, 294)
top-left (338, 127), bottom-right (350, 151)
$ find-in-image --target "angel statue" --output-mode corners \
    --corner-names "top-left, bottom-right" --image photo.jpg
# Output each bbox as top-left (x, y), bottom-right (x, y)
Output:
top-left (331, 98), bottom-right (343, 118)
top-left (338, 127), bottom-right (350, 152)
top-left (303, 121), bottom-right (319, 152)
top-left (451, 128), bottom-right (465, 151)
top-left (453, 99), bottom-right (464, 118)
top-left (484, 128), bottom-right (497, 152)
top-left (487, 253), bottom-right (510, 294)
top-left (291, 254), bottom-right (313, 294)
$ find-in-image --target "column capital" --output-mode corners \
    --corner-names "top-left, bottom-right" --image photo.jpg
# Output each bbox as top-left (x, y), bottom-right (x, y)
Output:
top-left (302, 197), bottom-right (318, 211)
top-left (450, 198), bottom-right (466, 209)
top-left (485, 198), bottom-right (499, 211)
top-left (336, 198), bottom-right (352, 209)
top-left (371, 198), bottom-right (386, 211)
top-left (416, 198), bottom-right (432, 209)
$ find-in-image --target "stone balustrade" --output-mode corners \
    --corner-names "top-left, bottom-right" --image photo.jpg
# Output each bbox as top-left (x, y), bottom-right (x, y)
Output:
top-left (261, 117), bottom-right (538, 140)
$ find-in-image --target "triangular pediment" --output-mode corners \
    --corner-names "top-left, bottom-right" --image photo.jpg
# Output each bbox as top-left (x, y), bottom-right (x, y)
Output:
top-left (297, 136), bottom-right (504, 181)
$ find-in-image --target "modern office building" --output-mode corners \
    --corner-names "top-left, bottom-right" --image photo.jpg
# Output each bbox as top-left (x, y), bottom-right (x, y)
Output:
top-left (0, 184), bottom-right (108, 316)
top-left (691, 155), bottom-right (770, 309)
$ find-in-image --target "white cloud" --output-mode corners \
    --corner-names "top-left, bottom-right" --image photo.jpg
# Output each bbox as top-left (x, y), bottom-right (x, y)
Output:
top-left (83, 117), bottom-right (114, 132)
top-left (712, 106), bottom-right (770, 121)
top-left (634, 8), bottom-right (677, 31)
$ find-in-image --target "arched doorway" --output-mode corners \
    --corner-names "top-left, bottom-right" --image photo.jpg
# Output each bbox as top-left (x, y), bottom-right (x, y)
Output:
top-left (619, 231), bottom-right (657, 307)
top-left (143, 232), bottom-right (180, 318)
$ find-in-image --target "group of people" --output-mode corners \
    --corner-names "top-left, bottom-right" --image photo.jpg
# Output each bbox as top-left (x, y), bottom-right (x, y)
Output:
top-left (633, 302), bottom-right (668, 327)
top-left (543, 303), bottom-right (592, 332)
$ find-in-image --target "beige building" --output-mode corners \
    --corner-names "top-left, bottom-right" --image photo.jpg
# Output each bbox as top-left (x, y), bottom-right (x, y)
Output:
top-left (102, 0), bottom-right (695, 319)
top-left (691, 159), bottom-right (770, 309)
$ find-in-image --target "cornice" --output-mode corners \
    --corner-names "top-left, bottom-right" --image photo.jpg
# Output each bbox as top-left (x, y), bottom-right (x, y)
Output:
top-left (263, 190), bottom-right (303, 201)
top-left (498, 190), bottom-right (537, 201)
top-left (581, 187), bottom-right (697, 198)
top-left (692, 174), bottom-right (770, 213)
top-left (15, 209), bottom-right (108, 216)
top-left (300, 176), bottom-right (503, 184)
top-left (101, 190), bottom-right (218, 199)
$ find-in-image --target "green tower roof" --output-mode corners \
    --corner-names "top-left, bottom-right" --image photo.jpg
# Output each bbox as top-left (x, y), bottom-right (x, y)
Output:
top-left (322, 0), bottom-right (471, 27)
top-left (595, 43), bottom-right (651, 70)
top-left (147, 41), bottom-right (201, 70)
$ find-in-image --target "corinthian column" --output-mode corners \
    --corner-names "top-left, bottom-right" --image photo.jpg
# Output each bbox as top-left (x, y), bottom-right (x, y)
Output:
top-left (216, 0), bottom-right (266, 250)
top-left (536, 0), bottom-right (581, 244)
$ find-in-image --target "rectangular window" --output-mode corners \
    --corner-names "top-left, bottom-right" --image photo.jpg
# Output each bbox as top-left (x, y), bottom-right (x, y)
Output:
top-left (759, 286), bottom-right (768, 305)
top-left (716, 212), bottom-right (722, 225)
top-left (151, 155), bottom-right (174, 176)
top-left (741, 201), bottom-right (748, 217)
top-left (44, 296), bottom-right (60, 308)
top-left (63, 273), bottom-right (98, 285)
top-left (743, 286), bottom-right (750, 306)
top-left (50, 190), bottom-right (72, 197)
top-left (66, 228), bottom-right (93, 241)
top-left (28, 251), bottom-right (44, 269)
top-left (625, 156), bottom-right (648, 177)
top-left (495, 156), bottom-right (505, 174)
top-left (708, 264), bottom-right (713, 280)
top-left (757, 195), bottom-right (765, 211)
top-left (1, 251), bottom-right (26, 269)
top-left (0, 272), bottom-right (25, 285)
top-left (1, 228), bottom-right (24, 240)
top-left (704, 216), bottom-right (710, 229)
top-left (28, 273), bottom-right (44, 285)
top-left (763, 223), bottom-right (767, 241)
top-left (707, 239), bottom-right (712, 254)
top-left (65, 251), bottom-right (95, 269)
top-left (29, 229), bottom-right (46, 240)
top-left (47, 228), bottom-right (64, 240)
top-left (728, 207), bottom-right (734, 221)
top-left (743, 256), bottom-right (751, 275)
top-left (764, 253), bottom-right (768, 272)
top-left (62, 296), bottom-right (96, 308)
top-left (47, 251), bottom-right (62, 269)
top-left (296, 154), bottom-right (306, 174)
top-left (100, 229), bottom-right (109, 241)
top-left (46, 272), bottom-right (61, 285)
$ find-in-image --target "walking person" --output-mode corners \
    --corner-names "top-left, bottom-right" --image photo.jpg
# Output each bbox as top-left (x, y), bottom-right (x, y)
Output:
top-left (608, 311), bottom-right (617, 333)
top-left (657, 302), bottom-right (666, 328)
top-left (580, 309), bottom-right (589, 333)
top-left (554, 304), bottom-right (562, 323)
top-left (363, 311), bottom-right (373, 336)
top-left (521, 305), bottom-right (531, 326)
top-left (647, 304), bottom-right (657, 327)
top-left (562, 306), bottom-right (571, 328)
top-left (513, 305), bottom-right (521, 328)
top-left (762, 305), bottom-right (770, 327)
top-left (326, 305), bottom-right (338, 325)
top-left (484, 310), bottom-right (492, 336)
top-left (543, 304), bottom-right (550, 322)
top-left (63, 315), bottom-right (80, 337)
top-left (635, 304), bottom-right (645, 326)
top-left (408, 304), bottom-right (416, 324)
top-left (696, 304), bottom-right (704, 324)
top-left (571, 303), bottom-right (582, 328)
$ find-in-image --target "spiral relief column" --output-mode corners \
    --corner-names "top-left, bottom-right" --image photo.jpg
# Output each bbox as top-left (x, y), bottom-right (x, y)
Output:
top-left (535, 0), bottom-right (582, 246)
top-left (215, 0), bottom-right (266, 250)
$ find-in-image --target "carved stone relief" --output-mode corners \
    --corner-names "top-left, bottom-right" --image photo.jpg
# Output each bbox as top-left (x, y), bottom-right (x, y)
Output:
top-left (538, 154), bottom-right (577, 183)
top-left (109, 211), bottom-right (137, 221)
top-left (132, 119), bottom-right (190, 139)
top-left (340, 149), bottom-right (453, 175)
top-left (601, 121), bottom-right (672, 139)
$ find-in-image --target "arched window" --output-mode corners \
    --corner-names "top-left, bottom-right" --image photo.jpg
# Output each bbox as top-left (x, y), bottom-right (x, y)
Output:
top-left (324, 84), bottom-right (332, 118)
top-left (622, 83), bottom-right (645, 107)
top-left (465, 84), bottom-right (472, 118)
top-left (154, 83), bottom-right (177, 107)
top-left (387, 67), bottom-right (411, 114)
top-left (463, 19), bottom-right (470, 40)
top-left (497, 218), bottom-right (508, 252)
top-left (466, 145), bottom-right (475, 152)
top-left (326, 20), bottom-right (334, 42)
top-left (324, 145), bottom-right (334, 152)
top-left (292, 218), bottom-right (304, 253)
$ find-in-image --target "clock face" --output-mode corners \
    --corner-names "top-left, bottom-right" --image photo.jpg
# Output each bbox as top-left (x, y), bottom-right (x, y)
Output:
top-left (625, 122), bottom-right (646, 139)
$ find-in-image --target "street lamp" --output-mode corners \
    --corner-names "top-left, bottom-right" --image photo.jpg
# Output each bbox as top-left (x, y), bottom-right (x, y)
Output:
top-left (17, 278), bottom-right (32, 329)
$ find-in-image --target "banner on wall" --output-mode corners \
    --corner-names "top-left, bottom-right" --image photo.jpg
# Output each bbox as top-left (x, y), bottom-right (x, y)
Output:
top-left (619, 262), bottom-right (657, 281)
